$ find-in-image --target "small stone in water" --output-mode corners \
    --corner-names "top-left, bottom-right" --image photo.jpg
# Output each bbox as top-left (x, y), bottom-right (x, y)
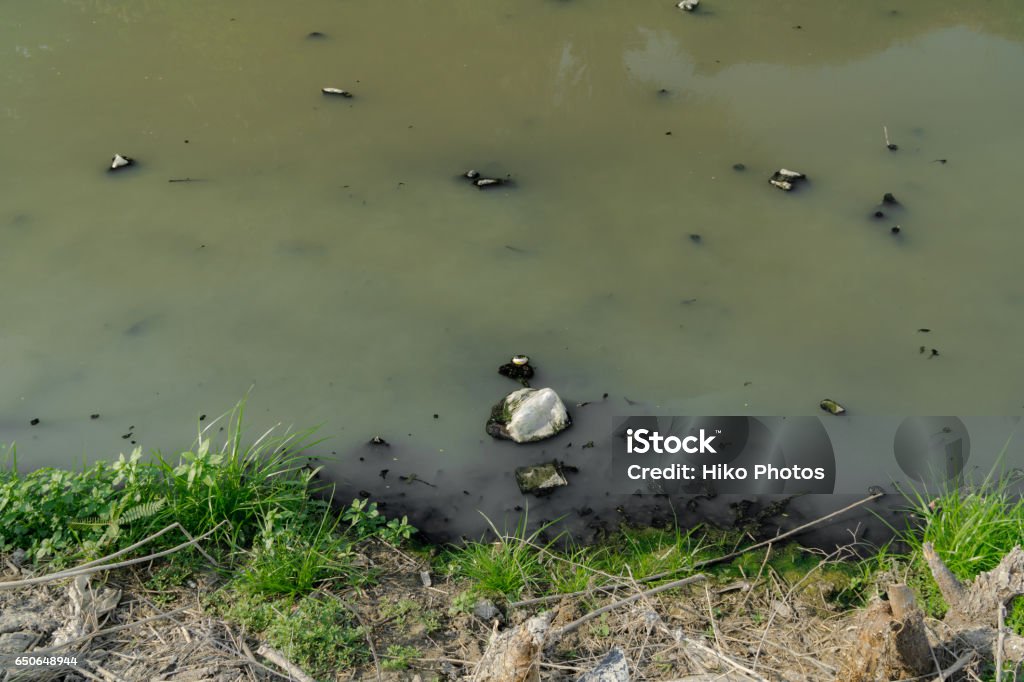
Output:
top-left (882, 192), bottom-right (899, 205)
top-left (321, 87), bottom-right (353, 98)
top-left (873, 211), bottom-right (885, 219)
top-left (369, 436), bottom-right (390, 446)
top-left (464, 169), bottom-right (480, 179)
top-left (677, 0), bottom-right (699, 11)
top-left (474, 177), bottom-right (504, 188)
top-left (733, 163), bottom-right (746, 171)
top-left (90, 413), bottom-right (100, 419)
top-left (30, 418), bottom-right (40, 426)
top-left (891, 226), bottom-right (901, 234)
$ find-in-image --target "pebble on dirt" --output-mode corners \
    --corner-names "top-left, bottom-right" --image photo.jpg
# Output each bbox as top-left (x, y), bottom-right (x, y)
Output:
top-left (578, 647), bottom-right (630, 682)
top-left (769, 168), bottom-right (806, 191)
top-left (109, 154), bottom-right (134, 171)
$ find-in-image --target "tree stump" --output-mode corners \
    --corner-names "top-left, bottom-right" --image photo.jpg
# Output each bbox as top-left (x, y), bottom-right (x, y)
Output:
top-left (922, 542), bottom-right (1024, 662)
top-left (836, 584), bottom-right (933, 681)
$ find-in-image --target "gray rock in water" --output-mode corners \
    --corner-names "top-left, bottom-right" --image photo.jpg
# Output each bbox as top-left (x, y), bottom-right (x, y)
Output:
top-left (578, 648), bottom-right (630, 682)
top-left (487, 387), bottom-right (571, 443)
top-left (515, 461), bottom-right (569, 496)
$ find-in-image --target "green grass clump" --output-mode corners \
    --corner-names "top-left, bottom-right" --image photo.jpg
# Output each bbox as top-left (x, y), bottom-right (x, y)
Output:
top-left (381, 644), bottom-right (420, 671)
top-left (211, 590), bottom-right (368, 677)
top-left (443, 514), bottom-right (551, 599)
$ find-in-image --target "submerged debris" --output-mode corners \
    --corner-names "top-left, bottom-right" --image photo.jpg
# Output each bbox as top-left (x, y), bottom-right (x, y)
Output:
top-left (820, 398), bottom-right (846, 415)
top-left (321, 87), bottom-right (353, 98)
top-left (769, 168), bottom-right (806, 191)
top-left (109, 154), bottom-right (134, 171)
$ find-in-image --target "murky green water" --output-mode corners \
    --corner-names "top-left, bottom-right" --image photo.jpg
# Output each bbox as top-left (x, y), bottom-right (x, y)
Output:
top-left (3, 1), bottom-right (1024, 530)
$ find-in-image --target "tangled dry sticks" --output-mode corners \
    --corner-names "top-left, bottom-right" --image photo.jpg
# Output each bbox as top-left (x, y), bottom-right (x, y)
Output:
top-left (4, 492), bottom-right (1024, 682)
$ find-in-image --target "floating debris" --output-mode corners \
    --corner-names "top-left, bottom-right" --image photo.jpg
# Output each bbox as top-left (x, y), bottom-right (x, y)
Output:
top-left (109, 154), bottom-right (134, 171)
top-left (474, 177), bottom-right (505, 188)
top-left (931, 159), bottom-right (948, 165)
top-left (891, 226), bottom-right (901, 234)
top-left (883, 126), bottom-right (898, 151)
top-left (321, 87), bottom-right (353, 98)
top-left (306, 31), bottom-right (326, 39)
top-left (30, 418), bottom-right (40, 426)
top-left (90, 413), bottom-right (100, 419)
top-left (369, 435), bottom-right (390, 446)
top-left (929, 348), bottom-right (940, 358)
top-left (461, 169), bottom-right (512, 189)
top-left (917, 328), bottom-right (931, 333)
top-left (819, 398), bottom-right (846, 415)
top-left (882, 192), bottom-right (899, 205)
top-left (498, 355), bottom-right (535, 386)
top-left (676, 0), bottom-right (699, 11)
top-left (769, 168), bottom-right (806, 192)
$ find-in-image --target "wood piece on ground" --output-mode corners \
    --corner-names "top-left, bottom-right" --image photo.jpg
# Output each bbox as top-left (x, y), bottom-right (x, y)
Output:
top-left (256, 644), bottom-right (316, 682)
top-left (472, 612), bottom-right (552, 682)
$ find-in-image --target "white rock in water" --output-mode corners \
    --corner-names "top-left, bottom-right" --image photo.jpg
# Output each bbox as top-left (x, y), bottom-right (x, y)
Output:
top-left (110, 154), bottom-right (133, 170)
top-left (492, 387), bottom-right (571, 443)
top-left (321, 87), bottom-right (353, 97)
top-left (677, 0), bottom-right (699, 11)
